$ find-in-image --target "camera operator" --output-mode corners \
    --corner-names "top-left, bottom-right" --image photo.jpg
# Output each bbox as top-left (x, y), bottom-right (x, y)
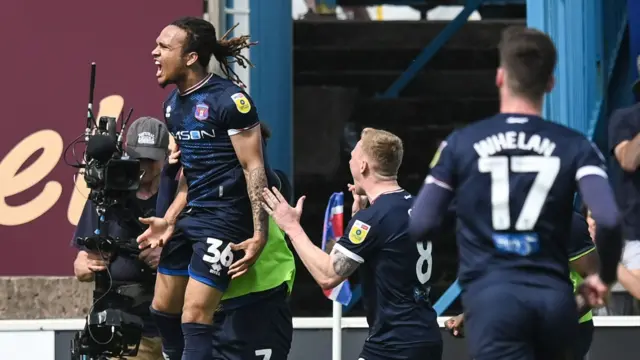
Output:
top-left (72, 116), bottom-right (176, 360)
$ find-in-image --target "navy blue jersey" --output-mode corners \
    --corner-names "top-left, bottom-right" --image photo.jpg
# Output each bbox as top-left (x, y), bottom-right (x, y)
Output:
top-left (164, 74), bottom-right (259, 239)
top-left (429, 114), bottom-right (607, 288)
top-left (334, 190), bottom-right (441, 347)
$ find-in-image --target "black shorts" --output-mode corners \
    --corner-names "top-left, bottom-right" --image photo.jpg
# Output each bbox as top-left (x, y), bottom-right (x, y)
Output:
top-left (158, 208), bottom-right (246, 291)
top-left (463, 283), bottom-right (577, 360)
top-left (211, 288), bottom-right (292, 360)
top-left (359, 342), bottom-right (442, 360)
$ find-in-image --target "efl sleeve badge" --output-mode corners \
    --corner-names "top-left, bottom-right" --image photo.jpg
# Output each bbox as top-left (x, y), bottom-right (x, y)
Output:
top-left (231, 92), bottom-right (252, 114)
top-left (348, 220), bottom-right (371, 244)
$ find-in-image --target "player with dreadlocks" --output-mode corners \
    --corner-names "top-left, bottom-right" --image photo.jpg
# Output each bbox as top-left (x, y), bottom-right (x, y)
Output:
top-left (137, 17), bottom-right (295, 360)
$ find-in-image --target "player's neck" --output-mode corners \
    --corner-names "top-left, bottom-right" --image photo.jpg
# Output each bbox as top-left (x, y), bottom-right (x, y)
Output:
top-left (365, 180), bottom-right (402, 203)
top-left (177, 70), bottom-right (209, 94)
top-left (500, 96), bottom-right (543, 117)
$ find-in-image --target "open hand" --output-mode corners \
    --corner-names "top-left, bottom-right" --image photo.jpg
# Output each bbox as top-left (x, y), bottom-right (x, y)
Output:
top-left (137, 217), bottom-right (174, 249)
top-left (261, 186), bottom-right (305, 233)
top-left (229, 235), bottom-right (266, 279)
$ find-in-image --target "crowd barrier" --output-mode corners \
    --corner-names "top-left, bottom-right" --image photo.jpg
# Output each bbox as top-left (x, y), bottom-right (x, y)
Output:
top-left (1, 316), bottom-right (638, 360)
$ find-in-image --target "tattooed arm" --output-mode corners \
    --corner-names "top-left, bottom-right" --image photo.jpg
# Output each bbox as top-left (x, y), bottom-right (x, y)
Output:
top-left (331, 247), bottom-right (361, 278)
top-left (231, 125), bottom-right (268, 240)
top-left (277, 222), bottom-right (360, 289)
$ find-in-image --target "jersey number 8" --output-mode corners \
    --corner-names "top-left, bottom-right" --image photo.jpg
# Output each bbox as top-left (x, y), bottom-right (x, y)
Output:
top-left (416, 241), bottom-right (433, 284)
top-left (478, 155), bottom-right (560, 231)
top-left (409, 209), bottom-right (433, 284)
top-left (203, 237), bottom-right (234, 268)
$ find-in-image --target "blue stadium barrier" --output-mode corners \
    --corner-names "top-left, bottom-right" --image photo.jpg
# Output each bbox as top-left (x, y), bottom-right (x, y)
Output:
top-left (250, 0), bottom-right (294, 180)
top-left (432, 279), bottom-right (461, 315)
top-left (527, 0), bottom-right (627, 139)
top-left (378, 0), bottom-right (484, 99)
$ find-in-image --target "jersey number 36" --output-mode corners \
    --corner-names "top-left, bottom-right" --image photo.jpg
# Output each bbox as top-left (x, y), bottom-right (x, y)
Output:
top-left (203, 238), bottom-right (234, 269)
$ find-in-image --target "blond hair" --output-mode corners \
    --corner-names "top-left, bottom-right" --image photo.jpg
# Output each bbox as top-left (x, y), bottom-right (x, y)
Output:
top-left (360, 127), bottom-right (404, 180)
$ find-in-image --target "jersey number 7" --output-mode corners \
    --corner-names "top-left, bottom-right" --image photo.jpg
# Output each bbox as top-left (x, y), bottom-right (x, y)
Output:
top-left (478, 155), bottom-right (560, 231)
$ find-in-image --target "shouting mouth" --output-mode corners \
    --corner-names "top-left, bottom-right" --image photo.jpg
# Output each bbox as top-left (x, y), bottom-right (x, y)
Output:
top-left (155, 60), bottom-right (162, 77)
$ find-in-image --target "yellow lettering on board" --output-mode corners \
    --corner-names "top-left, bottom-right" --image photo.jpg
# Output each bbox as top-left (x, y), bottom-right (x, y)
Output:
top-left (0, 130), bottom-right (64, 226)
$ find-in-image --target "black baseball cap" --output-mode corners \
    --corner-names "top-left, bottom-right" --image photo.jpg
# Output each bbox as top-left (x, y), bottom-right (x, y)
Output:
top-left (126, 116), bottom-right (170, 161)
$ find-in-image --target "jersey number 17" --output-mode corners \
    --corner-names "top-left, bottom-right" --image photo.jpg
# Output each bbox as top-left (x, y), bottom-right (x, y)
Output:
top-left (479, 155), bottom-right (560, 231)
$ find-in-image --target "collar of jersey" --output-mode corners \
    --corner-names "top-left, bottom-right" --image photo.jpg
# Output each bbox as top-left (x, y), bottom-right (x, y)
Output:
top-left (370, 188), bottom-right (404, 204)
top-left (180, 73), bottom-right (213, 96)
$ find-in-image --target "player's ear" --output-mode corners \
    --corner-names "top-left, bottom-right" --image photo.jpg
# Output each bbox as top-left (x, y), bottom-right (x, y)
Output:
top-left (185, 52), bottom-right (199, 67)
top-left (496, 67), bottom-right (504, 88)
top-left (360, 159), bottom-right (368, 176)
top-left (546, 75), bottom-right (555, 93)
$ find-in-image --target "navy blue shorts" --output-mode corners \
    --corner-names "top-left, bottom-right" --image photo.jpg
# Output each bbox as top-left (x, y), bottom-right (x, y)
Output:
top-left (463, 283), bottom-right (577, 360)
top-left (573, 320), bottom-right (593, 360)
top-left (158, 208), bottom-right (246, 291)
top-left (359, 342), bottom-right (442, 360)
top-left (211, 288), bottom-right (292, 360)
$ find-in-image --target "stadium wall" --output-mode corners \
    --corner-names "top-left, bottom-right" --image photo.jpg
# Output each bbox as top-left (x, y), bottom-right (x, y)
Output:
top-left (0, 317), bottom-right (638, 359)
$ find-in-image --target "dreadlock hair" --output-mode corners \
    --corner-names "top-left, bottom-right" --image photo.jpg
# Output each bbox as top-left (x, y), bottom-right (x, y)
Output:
top-left (259, 121), bottom-right (271, 141)
top-left (171, 17), bottom-right (256, 87)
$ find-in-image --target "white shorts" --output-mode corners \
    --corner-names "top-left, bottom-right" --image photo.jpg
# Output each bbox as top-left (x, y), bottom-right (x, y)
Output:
top-left (621, 240), bottom-right (640, 270)
top-left (611, 240), bottom-right (640, 293)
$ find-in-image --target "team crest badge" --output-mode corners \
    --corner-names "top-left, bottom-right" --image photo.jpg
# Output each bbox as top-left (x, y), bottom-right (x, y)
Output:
top-left (348, 220), bottom-right (371, 244)
top-left (231, 92), bottom-right (252, 114)
top-left (195, 103), bottom-right (209, 121)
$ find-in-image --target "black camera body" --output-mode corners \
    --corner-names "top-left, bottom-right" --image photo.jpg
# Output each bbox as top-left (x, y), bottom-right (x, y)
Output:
top-left (69, 118), bottom-right (149, 359)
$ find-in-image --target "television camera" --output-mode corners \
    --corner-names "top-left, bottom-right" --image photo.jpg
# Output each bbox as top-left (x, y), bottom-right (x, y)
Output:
top-left (65, 63), bottom-right (150, 359)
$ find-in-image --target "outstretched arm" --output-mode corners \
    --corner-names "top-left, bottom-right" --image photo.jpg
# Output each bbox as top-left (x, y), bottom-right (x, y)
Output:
top-left (287, 225), bottom-right (359, 290)
top-left (262, 187), bottom-right (359, 289)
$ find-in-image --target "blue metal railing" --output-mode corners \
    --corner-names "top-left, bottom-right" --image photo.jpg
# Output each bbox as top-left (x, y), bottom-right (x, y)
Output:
top-left (379, 0), bottom-right (484, 98)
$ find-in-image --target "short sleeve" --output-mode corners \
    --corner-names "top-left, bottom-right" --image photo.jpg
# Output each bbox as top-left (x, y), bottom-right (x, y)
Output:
top-left (334, 211), bottom-right (378, 263)
top-left (567, 212), bottom-right (595, 261)
top-left (608, 108), bottom-right (638, 154)
top-left (218, 88), bottom-right (259, 136)
top-left (71, 200), bottom-right (98, 249)
top-left (427, 132), bottom-right (458, 190)
top-left (575, 138), bottom-right (608, 182)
